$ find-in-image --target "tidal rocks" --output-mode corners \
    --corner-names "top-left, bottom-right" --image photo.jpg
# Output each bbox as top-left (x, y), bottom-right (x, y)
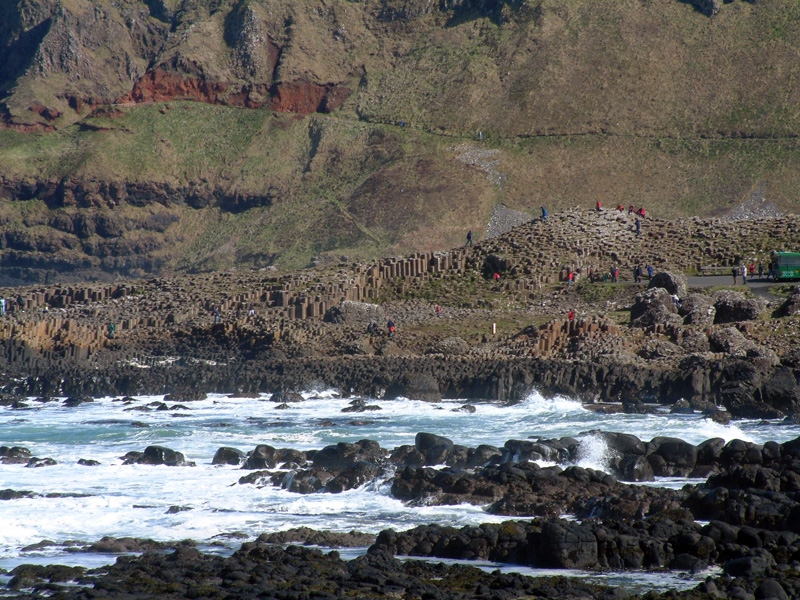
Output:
top-left (212, 446), bottom-right (245, 466)
top-left (5, 541), bottom-right (617, 600)
top-left (256, 527), bottom-right (375, 547)
top-left (372, 514), bottom-right (713, 571)
top-left (268, 391), bottom-right (304, 403)
top-left (25, 457), bottom-right (57, 467)
top-left (163, 390), bottom-right (208, 402)
top-left (123, 445), bottom-right (193, 466)
top-left (312, 440), bottom-right (386, 471)
top-left (0, 446), bottom-right (32, 464)
top-left (241, 444), bottom-right (279, 469)
top-left (63, 395), bottom-right (93, 407)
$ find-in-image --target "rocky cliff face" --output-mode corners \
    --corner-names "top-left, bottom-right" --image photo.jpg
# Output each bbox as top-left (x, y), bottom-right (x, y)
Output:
top-left (1, 0), bottom-right (359, 130)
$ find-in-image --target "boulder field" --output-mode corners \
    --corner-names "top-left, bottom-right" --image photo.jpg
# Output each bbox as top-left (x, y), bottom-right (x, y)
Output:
top-left (5, 430), bottom-right (800, 599)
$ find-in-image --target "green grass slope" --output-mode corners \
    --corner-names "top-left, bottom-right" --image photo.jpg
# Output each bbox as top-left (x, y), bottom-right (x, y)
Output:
top-left (1, 0), bottom-right (800, 278)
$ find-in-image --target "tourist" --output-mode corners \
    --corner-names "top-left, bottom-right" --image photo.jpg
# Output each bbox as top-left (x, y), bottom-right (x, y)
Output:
top-left (465, 230), bottom-right (473, 247)
top-left (588, 267), bottom-right (595, 283)
top-left (567, 271), bottom-right (574, 286)
top-left (387, 319), bottom-right (396, 337)
top-left (758, 262), bottom-right (764, 280)
top-left (213, 307), bottom-right (221, 324)
top-left (435, 304), bottom-right (442, 317)
top-left (635, 217), bottom-right (641, 236)
top-left (749, 263), bottom-right (755, 276)
top-left (611, 266), bottom-right (619, 283)
top-left (628, 205), bottom-right (635, 215)
top-left (568, 309), bottom-right (575, 322)
top-left (596, 201), bottom-right (602, 211)
top-left (741, 264), bottom-right (747, 285)
top-left (646, 264), bottom-right (654, 278)
top-left (493, 272), bottom-right (500, 281)
top-left (0, 298), bottom-right (4, 316)
top-left (633, 265), bottom-right (641, 283)
top-left (541, 206), bottom-right (548, 222)
top-left (732, 267), bottom-right (738, 285)
top-left (16, 295), bottom-right (24, 311)
top-left (617, 204), bottom-right (624, 212)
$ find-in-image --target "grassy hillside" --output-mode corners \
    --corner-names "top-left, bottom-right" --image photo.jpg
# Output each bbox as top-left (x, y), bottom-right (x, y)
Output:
top-left (2, 0), bottom-right (800, 278)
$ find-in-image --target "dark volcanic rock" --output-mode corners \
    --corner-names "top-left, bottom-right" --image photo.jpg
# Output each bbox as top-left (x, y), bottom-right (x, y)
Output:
top-left (385, 373), bottom-right (442, 402)
top-left (163, 390), bottom-right (207, 402)
top-left (212, 446), bottom-right (245, 466)
top-left (129, 445), bottom-right (193, 466)
top-left (0, 446), bottom-right (32, 464)
top-left (312, 440), bottom-right (386, 471)
top-left (256, 527), bottom-right (375, 547)
top-left (241, 444), bottom-right (278, 469)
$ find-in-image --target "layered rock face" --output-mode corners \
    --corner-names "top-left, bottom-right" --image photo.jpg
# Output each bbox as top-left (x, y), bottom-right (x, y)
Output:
top-left (0, 0), bottom-right (353, 130)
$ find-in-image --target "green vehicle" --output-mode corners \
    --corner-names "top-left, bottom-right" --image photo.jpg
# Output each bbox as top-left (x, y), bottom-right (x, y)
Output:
top-left (771, 252), bottom-right (800, 280)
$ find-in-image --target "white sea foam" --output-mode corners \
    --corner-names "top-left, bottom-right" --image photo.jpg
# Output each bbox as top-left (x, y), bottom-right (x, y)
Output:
top-left (0, 391), bottom-right (795, 573)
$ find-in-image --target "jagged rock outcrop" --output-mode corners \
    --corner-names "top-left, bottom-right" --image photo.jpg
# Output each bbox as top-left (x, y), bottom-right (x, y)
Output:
top-left (648, 271), bottom-right (688, 297)
top-left (712, 290), bottom-right (767, 324)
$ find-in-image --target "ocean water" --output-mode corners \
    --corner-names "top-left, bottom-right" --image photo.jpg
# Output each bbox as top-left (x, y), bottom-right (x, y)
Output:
top-left (1, 390), bottom-right (797, 591)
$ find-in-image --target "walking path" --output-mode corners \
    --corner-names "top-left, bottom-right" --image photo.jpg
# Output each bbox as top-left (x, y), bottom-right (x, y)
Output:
top-left (686, 275), bottom-right (786, 300)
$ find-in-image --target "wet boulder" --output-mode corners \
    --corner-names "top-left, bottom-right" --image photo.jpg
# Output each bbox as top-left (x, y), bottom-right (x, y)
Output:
top-left (0, 446), bottom-right (32, 464)
top-left (312, 440), bottom-right (385, 472)
top-left (618, 455), bottom-right (654, 482)
top-left (268, 391), bottom-right (304, 403)
top-left (389, 445), bottom-right (426, 467)
top-left (163, 390), bottom-right (207, 402)
top-left (64, 395), bottom-right (93, 407)
top-left (502, 439), bottom-right (565, 463)
top-left (761, 366), bottom-right (800, 416)
top-left (26, 457), bottom-right (57, 468)
top-left (325, 461), bottom-right (382, 493)
top-left (213, 447), bottom-right (245, 466)
top-left (415, 432), bottom-right (454, 465)
top-left (650, 437), bottom-right (698, 476)
top-left (590, 431), bottom-right (646, 457)
top-left (719, 439), bottom-right (763, 467)
top-left (242, 445), bottom-right (278, 469)
top-left (136, 446), bottom-right (192, 466)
